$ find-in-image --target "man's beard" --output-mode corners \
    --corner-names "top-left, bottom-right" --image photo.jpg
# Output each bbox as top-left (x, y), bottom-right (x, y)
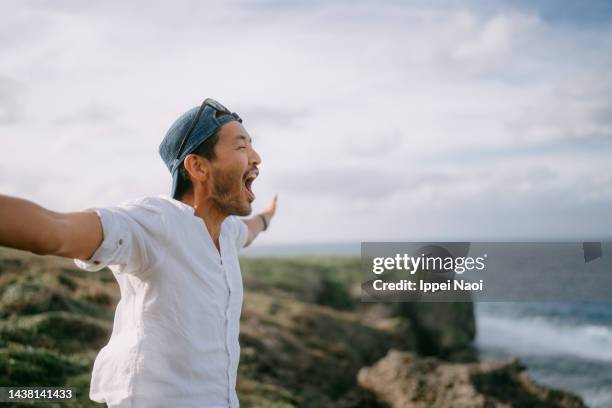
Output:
top-left (209, 165), bottom-right (252, 217)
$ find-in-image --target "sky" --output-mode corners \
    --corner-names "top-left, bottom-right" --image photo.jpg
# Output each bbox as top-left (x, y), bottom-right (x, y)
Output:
top-left (1, 0), bottom-right (611, 244)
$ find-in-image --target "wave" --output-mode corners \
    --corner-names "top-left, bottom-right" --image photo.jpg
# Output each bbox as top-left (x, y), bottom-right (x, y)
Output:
top-left (476, 311), bottom-right (612, 363)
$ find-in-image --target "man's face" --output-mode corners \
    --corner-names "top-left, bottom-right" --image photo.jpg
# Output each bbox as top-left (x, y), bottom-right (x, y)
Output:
top-left (208, 121), bottom-right (261, 216)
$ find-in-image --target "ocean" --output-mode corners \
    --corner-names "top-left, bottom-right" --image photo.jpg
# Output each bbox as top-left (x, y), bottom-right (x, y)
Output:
top-left (476, 302), bottom-right (612, 408)
top-left (242, 243), bottom-right (611, 407)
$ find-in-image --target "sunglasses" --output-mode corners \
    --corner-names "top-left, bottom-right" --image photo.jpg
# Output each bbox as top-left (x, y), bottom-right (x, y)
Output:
top-left (175, 98), bottom-right (241, 160)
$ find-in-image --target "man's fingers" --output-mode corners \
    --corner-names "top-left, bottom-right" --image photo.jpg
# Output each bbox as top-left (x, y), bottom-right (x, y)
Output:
top-left (265, 194), bottom-right (278, 217)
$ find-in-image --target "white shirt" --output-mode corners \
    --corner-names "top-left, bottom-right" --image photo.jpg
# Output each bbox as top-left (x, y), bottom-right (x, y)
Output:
top-left (73, 194), bottom-right (248, 408)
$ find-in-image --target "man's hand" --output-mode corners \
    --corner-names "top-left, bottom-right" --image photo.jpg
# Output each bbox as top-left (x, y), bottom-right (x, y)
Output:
top-left (0, 194), bottom-right (103, 260)
top-left (260, 194), bottom-right (278, 226)
top-left (242, 194), bottom-right (278, 247)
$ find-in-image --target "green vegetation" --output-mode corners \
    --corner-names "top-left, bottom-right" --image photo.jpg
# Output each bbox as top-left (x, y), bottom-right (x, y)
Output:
top-left (240, 256), bottom-right (361, 311)
top-left (3, 247), bottom-right (573, 407)
top-left (0, 248), bottom-right (396, 407)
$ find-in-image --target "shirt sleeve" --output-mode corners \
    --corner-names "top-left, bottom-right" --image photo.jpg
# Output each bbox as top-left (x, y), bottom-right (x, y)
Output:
top-left (73, 197), bottom-right (168, 275)
top-left (231, 216), bottom-right (249, 250)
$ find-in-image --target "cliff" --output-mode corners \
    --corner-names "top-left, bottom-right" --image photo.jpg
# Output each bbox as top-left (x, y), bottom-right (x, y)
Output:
top-left (0, 249), bottom-right (585, 407)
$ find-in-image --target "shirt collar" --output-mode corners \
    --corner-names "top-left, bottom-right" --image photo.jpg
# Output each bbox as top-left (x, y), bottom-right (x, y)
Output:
top-left (157, 194), bottom-right (230, 232)
top-left (157, 194), bottom-right (196, 215)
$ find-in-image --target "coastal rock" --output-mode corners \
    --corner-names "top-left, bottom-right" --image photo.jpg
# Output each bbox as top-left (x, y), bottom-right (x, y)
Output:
top-left (358, 349), bottom-right (586, 408)
top-left (238, 291), bottom-right (406, 407)
top-left (393, 301), bottom-right (477, 361)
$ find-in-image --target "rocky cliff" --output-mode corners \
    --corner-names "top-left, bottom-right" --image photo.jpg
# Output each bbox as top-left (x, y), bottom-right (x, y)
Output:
top-left (0, 249), bottom-right (585, 407)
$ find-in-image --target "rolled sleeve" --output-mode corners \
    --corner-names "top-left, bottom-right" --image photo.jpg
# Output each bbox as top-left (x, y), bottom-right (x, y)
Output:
top-left (73, 197), bottom-right (168, 275)
top-left (74, 208), bottom-right (124, 272)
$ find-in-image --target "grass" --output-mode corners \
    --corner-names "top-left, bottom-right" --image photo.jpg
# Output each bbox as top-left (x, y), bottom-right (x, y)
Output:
top-left (0, 248), bottom-right (392, 407)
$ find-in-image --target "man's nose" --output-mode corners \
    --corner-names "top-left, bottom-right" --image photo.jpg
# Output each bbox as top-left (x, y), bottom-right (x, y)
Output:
top-left (249, 147), bottom-right (261, 166)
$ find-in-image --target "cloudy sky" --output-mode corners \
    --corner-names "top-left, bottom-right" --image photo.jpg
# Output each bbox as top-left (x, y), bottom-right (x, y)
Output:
top-left (1, 0), bottom-right (611, 244)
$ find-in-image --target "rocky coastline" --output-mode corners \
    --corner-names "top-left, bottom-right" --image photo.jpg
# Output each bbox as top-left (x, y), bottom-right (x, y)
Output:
top-left (0, 249), bottom-right (586, 407)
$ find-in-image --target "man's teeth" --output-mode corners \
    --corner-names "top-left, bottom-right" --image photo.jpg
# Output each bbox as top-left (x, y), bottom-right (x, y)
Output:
top-left (244, 177), bottom-right (254, 192)
top-left (243, 171), bottom-right (258, 199)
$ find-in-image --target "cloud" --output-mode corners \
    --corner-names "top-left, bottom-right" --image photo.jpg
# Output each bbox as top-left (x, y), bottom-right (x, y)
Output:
top-left (506, 71), bottom-right (612, 144)
top-left (238, 104), bottom-right (310, 133)
top-left (0, 0), bottom-right (611, 242)
top-left (53, 100), bottom-right (119, 126)
top-left (275, 168), bottom-right (454, 200)
top-left (0, 76), bottom-right (24, 124)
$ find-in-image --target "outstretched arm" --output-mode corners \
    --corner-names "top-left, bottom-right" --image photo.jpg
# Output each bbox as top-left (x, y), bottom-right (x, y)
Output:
top-left (0, 194), bottom-right (103, 260)
top-left (241, 194), bottom-right (278, 247)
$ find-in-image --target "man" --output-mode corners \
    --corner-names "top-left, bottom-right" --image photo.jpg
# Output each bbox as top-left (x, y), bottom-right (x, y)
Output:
top-left (0, 98), bottom-right (277, 407)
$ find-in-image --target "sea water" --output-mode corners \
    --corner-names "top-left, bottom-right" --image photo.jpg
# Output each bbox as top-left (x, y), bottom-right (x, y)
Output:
top-left (476, 302), bottom-right (612, 408)
top-left (243, 243), bottom-right (612, 407)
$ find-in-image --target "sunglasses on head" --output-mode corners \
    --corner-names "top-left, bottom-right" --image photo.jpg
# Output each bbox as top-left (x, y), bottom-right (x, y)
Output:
top-left (175, 98), bottom-right (241, 160)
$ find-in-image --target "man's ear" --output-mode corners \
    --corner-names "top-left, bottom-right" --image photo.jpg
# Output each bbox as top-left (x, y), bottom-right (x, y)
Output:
top-left (183, 154), bottom-right (210, 183)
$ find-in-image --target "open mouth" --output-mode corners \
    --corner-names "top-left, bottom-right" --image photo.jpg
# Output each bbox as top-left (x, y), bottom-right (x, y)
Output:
top-left (243, 170), bottom-right (258, 202)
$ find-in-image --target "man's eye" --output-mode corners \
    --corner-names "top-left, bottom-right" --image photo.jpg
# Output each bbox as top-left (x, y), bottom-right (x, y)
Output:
top-left (237, 145), bottom-right (247, 150)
